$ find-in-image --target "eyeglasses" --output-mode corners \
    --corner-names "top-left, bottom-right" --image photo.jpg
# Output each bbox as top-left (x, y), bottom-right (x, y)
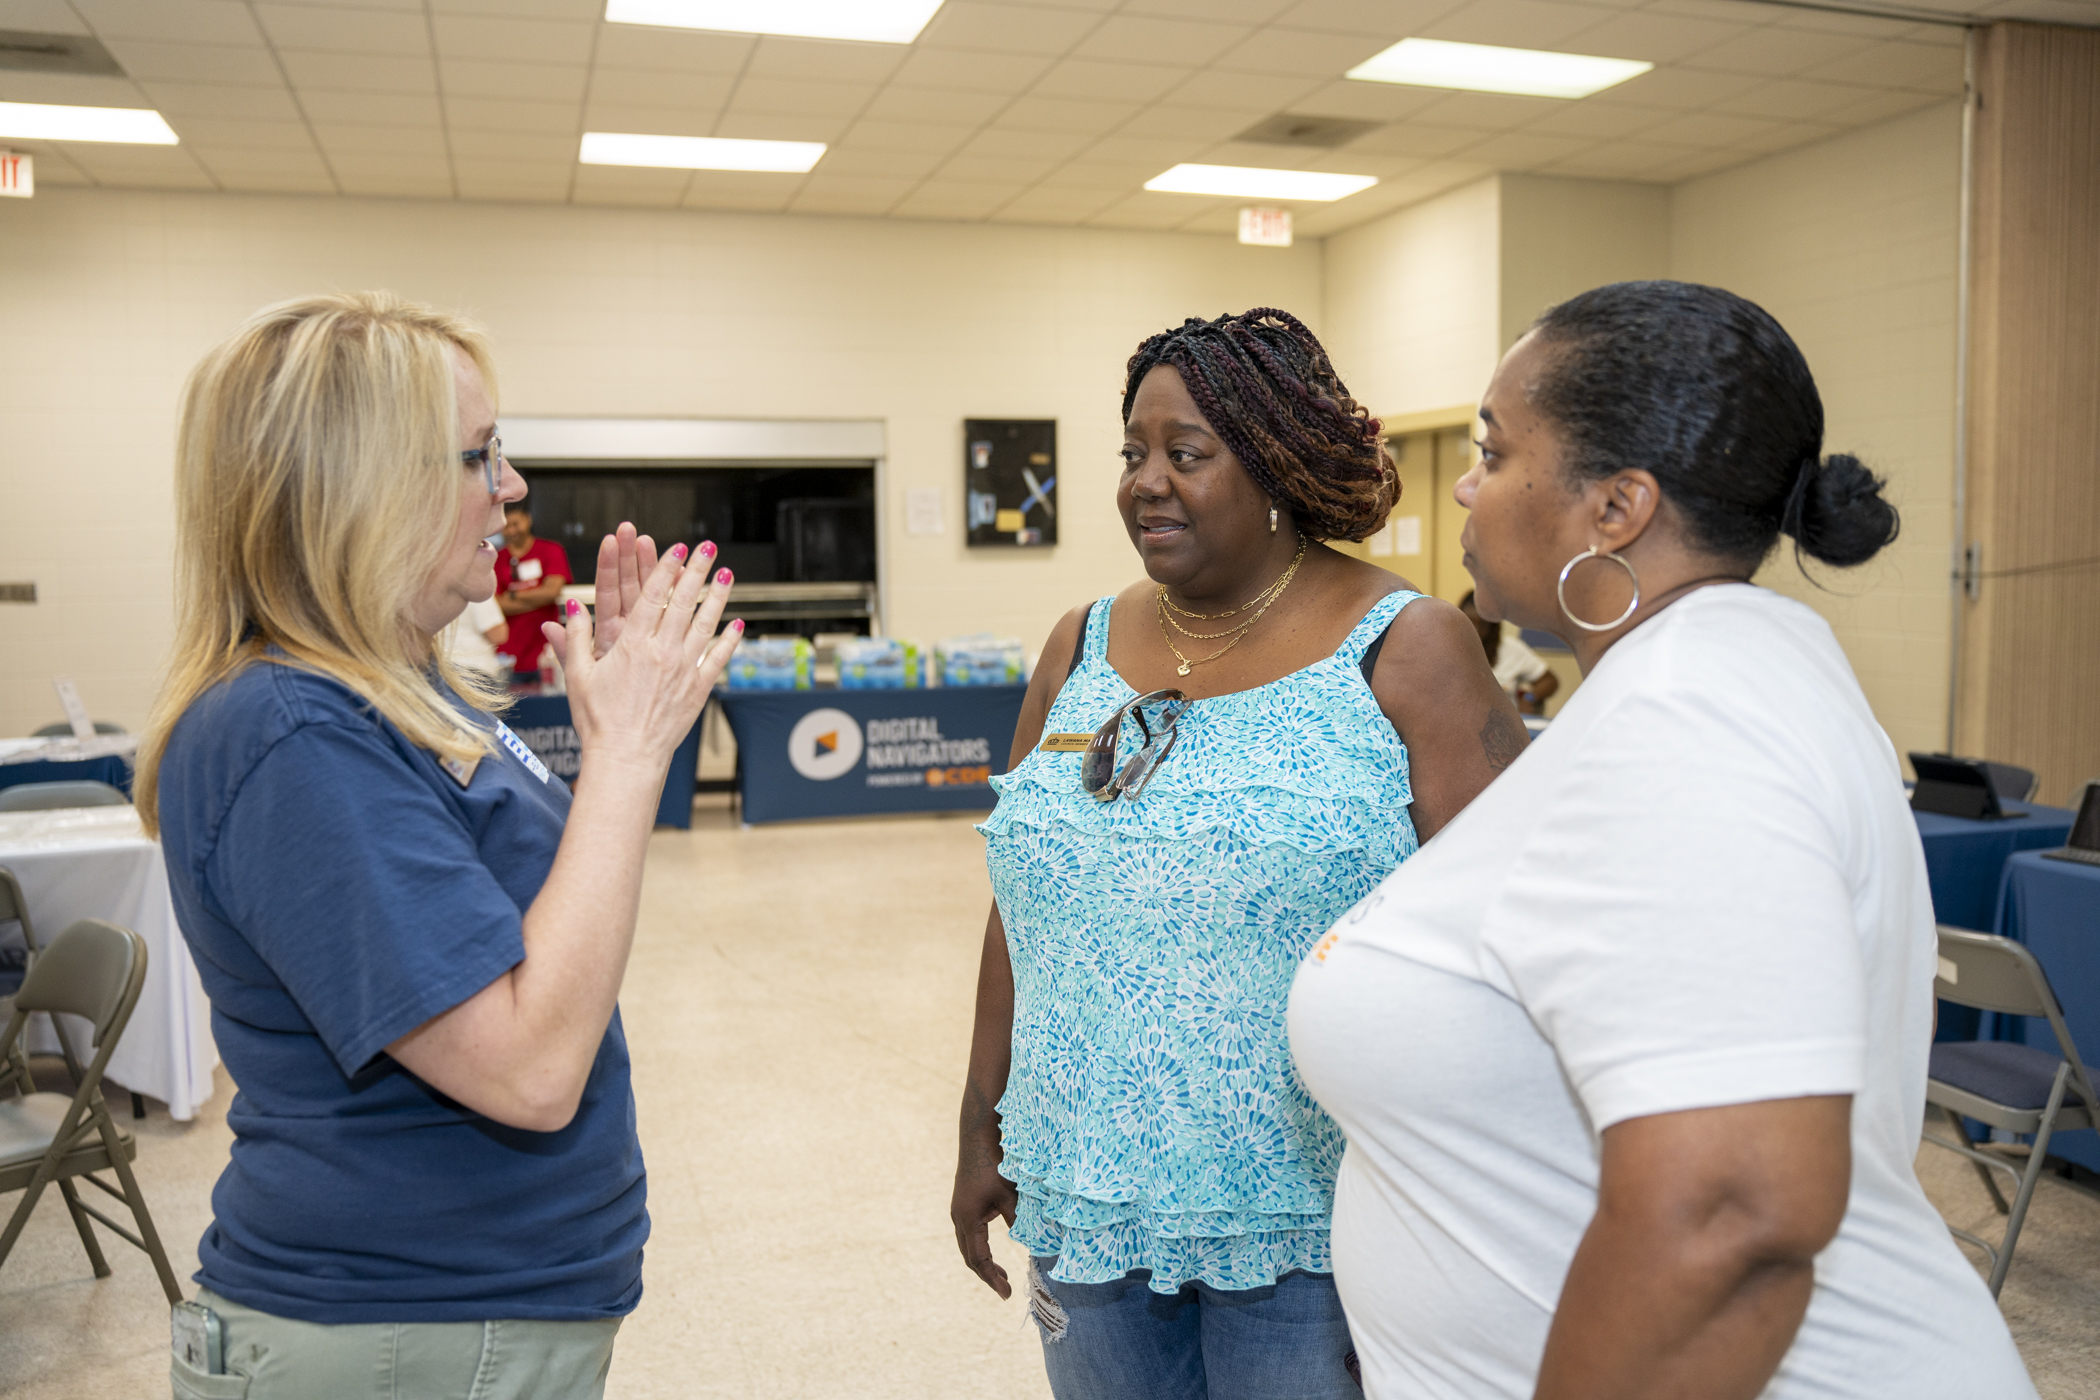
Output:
top-left (1082, 689), bottom-right (1190, 802)
top-left (461, 433), bottom-right (503, 495)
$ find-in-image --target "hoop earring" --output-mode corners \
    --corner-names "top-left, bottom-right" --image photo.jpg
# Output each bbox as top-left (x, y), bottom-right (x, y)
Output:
top-left (1269, 503), bottom-right (1279, 534)
top-left (1557, 546), bottom-right (1640, 632)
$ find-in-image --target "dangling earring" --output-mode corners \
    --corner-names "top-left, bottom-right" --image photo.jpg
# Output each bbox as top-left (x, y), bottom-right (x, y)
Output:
top-left (1269, 502), bottom-right (1279, 534)
top-left (1557, 546), bottom-right (1640, 632)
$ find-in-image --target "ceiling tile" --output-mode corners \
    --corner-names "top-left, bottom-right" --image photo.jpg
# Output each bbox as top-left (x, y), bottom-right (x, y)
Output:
top-left (336, 174), bottom-right (456, 197)
top-left (1269, 0), bottom-right (1460, 35)
top-left (1813, 86), bottom-right (1946, 127)
top-left (1031, 58), bottom-right (1194, 103)
top-left (1305, 150), bottom-right (1424, 178)
top-left (1288, 77), bottom-right (1446, 121)
top-left (892, 180), bottom-right (1026, 218)
top-left (1199, 139), bottom-right (1325, 168)
top-left (745, 35), bottom-right (910, 84)
top-left (433, 0), bottom-right (599, 18)
top-left (937, 153), bottom-right (1060, 183)
top-left (885, 47), bottom-right (1056, 93)
top-left (813, 146), bottom-right (946, 178)
top-left (1086, 190), bottom-right (1216, 229)
top-left (1644, 146), bottom-right (1752, 180)
top-left (0, 72), bottom-right (148, 105)
top-left (1756, 7), bottom-right (1916, 37)
top-left (680, 170), bottom-right (799, 212)
top-left (1345, 123), bottom-right (1486, 157)
top-left (1590, 64), bottom-right (1762, 110)
top-left (59, 140), bottom-right (218, 183)
top-left (723, 77), bottom-right (878, 119)
top-left (213, 170), bottom-right (338, 193)
top-left (581, 104), bottom-right (716, 138)
top-left (860, 86), bottom-right (1011, 126)
top-left (1798, 39), bottom-right (1964, 91)
top-left (1082, 133), bottom-right (1207, 166)
top-left (1419, 0), bottom-right (1628, 48)
top-left (1406, 89), bottom-right (1567, 130)
top-left (328, 150), bottom-right (451, 177)
top-left (454, 164), bottom-right (575, 201)
top-left (1115, 104), bottom-right (1258, 140)
top-left (136, 80), bottom-right (304, 120)
top-left (585, 69), bottom-right (735, 110)
top-left (1552, 11), bottom-right (1748, 63)
top-left (1724, 120), bottom-right (1841, 156)
top-left (918, 3), bottom-right (1104, 56)
top-left (1711, 78), bottom-right (1878, 120)
top-left (711, 111), bottom-right (849, 142)
top-left (448, 129), bottom-right (574, 160)
top-left (1629, 109), bottom-right (1790, 147)
top-left (430, 14), bottom-right (593, 66)
top-left (1680, 26), bottom-right (1881, 78)
top-left (96, 40), bottom-right (285, 84)
top-left (1213, 26), bottom-right (1386, 77)
top-left (277, 52), bottom-right (438, 95)
top-left (0, 1), bottom-right (90, 36)
top-left (1032, 158), bottom-right (1158, 189)
top-left (835, 120), bottom-right (977, 155)
top-left (441, 58), bottom-right (588, 101)
top-left (1521, 98), bottom-right (1665, 139)
top-left (187, 145), bottom-right (331, 178)
top-left (1074, 15), bottom-right (1255, 65)
top-left (985, 188), bottom-right (1111, 224)
top-left (1125, 0), bottom-right (1297, 21)
top-left (70, 0), bottom-right (264, 45)
top-left (1163, 69), bottom-right (1324, 112)
top-left (571, 166), bottom-right (687, 207)
top-left (957, 126), bottom-right (1096, 159)
top-left (1539, 137), bottom-right (1697, 176)
top-left (791, 173), bottom-right (916, 203)
top-left (162, 117), bottom-right (314, 150)
top-left (589, 25), bottom-right (751, 73)
top-left (314, 123), bottom-right (449, 157)
top-left (994, 95), bottom-right (1139, 135)
top-left (255, 5), bottom-right (428, 55)
top-left (262, 0), bottom-right (420, 9)
top-left (302, 90), bottom-right (443, 125)
top-left (446, 95), bottom-right (582, 133)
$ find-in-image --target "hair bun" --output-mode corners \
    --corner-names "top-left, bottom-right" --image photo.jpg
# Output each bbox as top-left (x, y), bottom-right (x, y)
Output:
top-left (1786, 453), bottom-right (1899, 567)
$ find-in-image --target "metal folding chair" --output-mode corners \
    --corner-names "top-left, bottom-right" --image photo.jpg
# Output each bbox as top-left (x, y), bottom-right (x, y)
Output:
top-left (0, 919), bottom-right (181, 1303)
top-left (0, 866), bottom-right (85, 1096)
top-left (1922, 924), bottom-right (2098, 1297)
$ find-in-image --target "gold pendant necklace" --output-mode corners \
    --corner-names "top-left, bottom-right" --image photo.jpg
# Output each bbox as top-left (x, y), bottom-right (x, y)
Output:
top-left (1156, 537), bottom-right (1307, 676)
top-left (1159, 536), bottom-right (1307, 621)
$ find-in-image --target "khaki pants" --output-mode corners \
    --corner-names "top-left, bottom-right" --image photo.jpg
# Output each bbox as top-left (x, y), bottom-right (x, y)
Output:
top-left (171, 1288), bottom-right (622, 1400)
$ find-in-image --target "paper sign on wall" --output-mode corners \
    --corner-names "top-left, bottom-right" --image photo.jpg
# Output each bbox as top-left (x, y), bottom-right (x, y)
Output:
top-left (52, 676), bottom-right (93, 738)
top-left (1390, 515), bottom-right (1422, 555)
top-left (905, 487), bottom-right (943, 535)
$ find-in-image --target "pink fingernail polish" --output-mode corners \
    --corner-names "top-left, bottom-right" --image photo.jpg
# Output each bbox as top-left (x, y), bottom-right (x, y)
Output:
top-left (731, 618), bottom-right (745, 632)
top-left (699, 541), bottom-right (717, 557)
top-left (565, 599), bottom-right (580, 616)
top-left (669, 543), bottom-right (688, 561)
top-left (716, 568), bottom-right (733, 585)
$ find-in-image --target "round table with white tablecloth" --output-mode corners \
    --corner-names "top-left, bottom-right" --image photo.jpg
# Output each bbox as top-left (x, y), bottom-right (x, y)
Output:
top-left (0, 805), bottom-right (218, 1120)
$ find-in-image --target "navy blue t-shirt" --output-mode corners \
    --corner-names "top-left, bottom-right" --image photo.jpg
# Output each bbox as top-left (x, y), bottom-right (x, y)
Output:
top-left (157, 659), bottom-right (647, 1324)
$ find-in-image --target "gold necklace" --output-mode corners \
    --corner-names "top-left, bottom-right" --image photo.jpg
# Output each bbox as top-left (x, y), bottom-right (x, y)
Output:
top-left (1160, 536), bottom-right (1307, 620)
top-left (1155, 538), bottom-right (1307, 676)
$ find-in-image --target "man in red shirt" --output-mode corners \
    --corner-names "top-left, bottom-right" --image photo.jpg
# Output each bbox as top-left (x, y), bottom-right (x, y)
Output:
top-left (493, 500), bottom-right (571, 679)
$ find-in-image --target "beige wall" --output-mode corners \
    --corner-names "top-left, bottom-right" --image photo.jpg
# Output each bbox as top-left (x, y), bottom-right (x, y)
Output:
top-left (1672, 101), bottom-right (1963, 763)
top-left (0, 188), bottom-right (1320, 735)
top-left (1320, 176), bottom-right (1500, 421)
top-left (1498, 174), bottom-right (1672, 355)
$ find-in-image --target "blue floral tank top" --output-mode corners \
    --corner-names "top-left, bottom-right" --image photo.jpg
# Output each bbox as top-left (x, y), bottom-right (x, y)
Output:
top-left (979, 589), bottom-right (1423, 1293)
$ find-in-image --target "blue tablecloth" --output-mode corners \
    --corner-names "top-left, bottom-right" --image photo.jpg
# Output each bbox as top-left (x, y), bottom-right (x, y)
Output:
top-left (1916, 800), bottom-right (2075, 1042)
top-left (717, 686), bottom-right (1027, 825)
top-left (1988, 852), bottom-right (2100, 1172)
top-left (503, 693), bottom-right (703, 830)
top-left (0, 754), bottom-right (133, 798)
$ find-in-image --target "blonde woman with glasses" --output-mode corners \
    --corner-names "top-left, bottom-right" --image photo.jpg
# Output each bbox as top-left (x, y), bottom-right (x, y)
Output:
top-left (137, 292), bottom-right (741, 1399)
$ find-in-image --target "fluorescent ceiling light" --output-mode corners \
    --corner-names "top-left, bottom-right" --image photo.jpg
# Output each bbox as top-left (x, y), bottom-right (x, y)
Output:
top-left (1144, 164), bottom-right (1377, 202)
top-left (0, 102), bottom-right (177, 144)
top-left (604, 0), bottom-right (945, 44)
top-left (580, 132), bottom-right (825, 172)
top-left (1347, 38), bottom-right (1652, 99)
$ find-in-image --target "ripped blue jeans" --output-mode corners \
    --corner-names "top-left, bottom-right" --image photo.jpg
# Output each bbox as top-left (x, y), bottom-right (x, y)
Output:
top-left (1027, 1259), bottom-right (1362, 1400)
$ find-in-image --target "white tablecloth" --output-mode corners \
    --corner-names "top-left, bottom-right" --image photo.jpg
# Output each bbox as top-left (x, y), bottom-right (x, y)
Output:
top-left (0, 806), bottom-right (218, 1120)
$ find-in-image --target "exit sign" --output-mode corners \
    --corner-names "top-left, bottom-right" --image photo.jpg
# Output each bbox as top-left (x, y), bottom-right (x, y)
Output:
top-left (0, 152), bottom-right (31, 198)
top-left (1238, 206), bottom-right (1291, 247)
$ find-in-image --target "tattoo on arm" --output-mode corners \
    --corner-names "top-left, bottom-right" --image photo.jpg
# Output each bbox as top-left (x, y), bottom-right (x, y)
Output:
top-left (1479, 707), bottom-right (1529, 774)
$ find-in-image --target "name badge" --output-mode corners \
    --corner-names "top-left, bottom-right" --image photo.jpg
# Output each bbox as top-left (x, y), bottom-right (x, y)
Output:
top-left (515, 559), bottom-right (544, 583)
top-left (1039, 733), bottom-right (1092, 753)
top-left (494, 720), bottom-right (552, 784)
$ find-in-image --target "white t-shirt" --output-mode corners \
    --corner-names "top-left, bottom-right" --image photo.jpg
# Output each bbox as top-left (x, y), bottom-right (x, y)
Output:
top-left (441, 597), bottom-right (508, 677)
top-left (1287, 585), bottom-right (2034, 1400)
top-left (1490, 629), bottom-right (1550, 693)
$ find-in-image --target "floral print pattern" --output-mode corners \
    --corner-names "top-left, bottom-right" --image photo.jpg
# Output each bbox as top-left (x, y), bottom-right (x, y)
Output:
top-left (980, 591), bottom-right (1421, 1293)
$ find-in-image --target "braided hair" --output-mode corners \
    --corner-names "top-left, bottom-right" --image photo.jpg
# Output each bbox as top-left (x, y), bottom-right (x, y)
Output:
top-left (1122, 308), bottom-right (1396, 542)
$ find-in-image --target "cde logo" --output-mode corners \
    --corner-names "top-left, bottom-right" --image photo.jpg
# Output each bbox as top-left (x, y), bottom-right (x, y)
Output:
top-left (787, 708), bottom-right (863, 781)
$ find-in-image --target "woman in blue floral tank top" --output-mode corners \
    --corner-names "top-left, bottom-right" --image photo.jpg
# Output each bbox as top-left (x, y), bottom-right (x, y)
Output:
top-left (952, 310), bottom-right (1526, 1399)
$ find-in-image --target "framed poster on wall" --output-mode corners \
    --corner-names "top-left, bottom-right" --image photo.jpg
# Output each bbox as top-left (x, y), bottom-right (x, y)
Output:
top-left (964, 419), bottom-right (1056, 548)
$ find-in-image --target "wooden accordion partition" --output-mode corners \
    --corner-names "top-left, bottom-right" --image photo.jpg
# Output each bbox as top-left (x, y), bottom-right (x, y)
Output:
top-left (1957, 21), bottom-right (2100, 804)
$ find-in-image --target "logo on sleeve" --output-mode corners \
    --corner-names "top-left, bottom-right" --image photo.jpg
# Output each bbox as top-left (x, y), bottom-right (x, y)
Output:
top-left (494, 720), bottom-right (552, 784)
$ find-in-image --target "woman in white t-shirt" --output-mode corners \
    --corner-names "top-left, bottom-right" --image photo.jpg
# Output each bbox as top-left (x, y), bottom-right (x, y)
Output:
top-left (1288, 281), bottom-right (2036, 1399)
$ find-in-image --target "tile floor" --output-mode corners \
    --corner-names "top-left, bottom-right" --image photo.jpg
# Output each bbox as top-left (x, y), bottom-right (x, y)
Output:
top-left (1, 803), bottom-right (2096, 1398)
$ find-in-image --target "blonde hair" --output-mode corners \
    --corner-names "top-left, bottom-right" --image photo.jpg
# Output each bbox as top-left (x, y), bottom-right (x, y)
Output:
top-left (137, 291), bottom-right (507, 835)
